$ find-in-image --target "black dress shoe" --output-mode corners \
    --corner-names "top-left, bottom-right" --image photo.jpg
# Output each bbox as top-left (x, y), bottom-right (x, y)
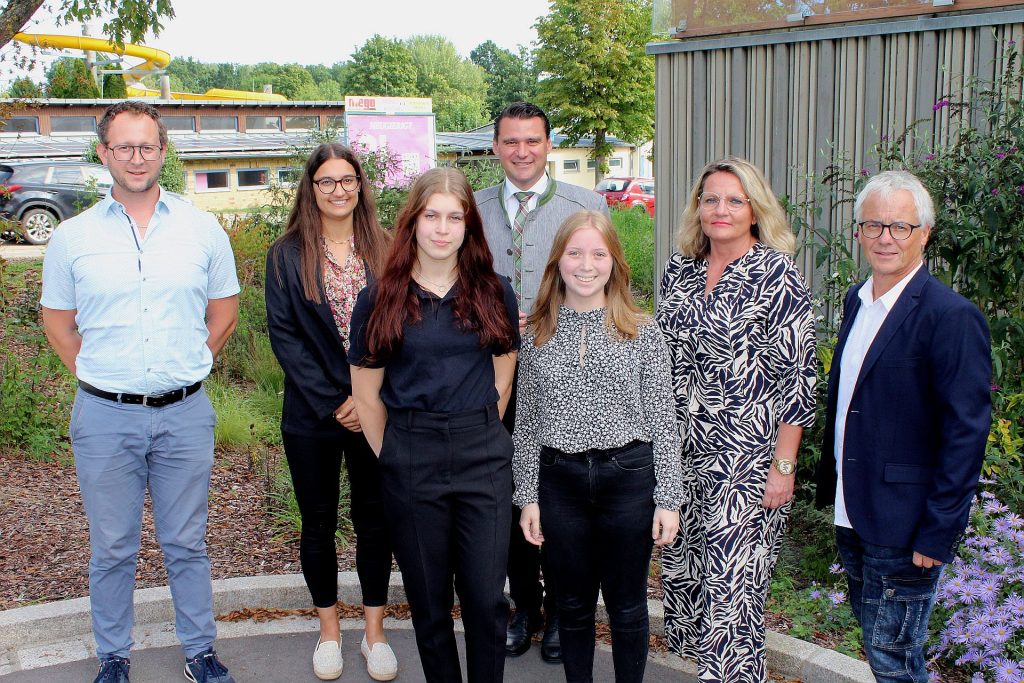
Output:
top-left (505, 609), bottom-right (542, 656)
top-left (540, 615), bottom-right (561, 663)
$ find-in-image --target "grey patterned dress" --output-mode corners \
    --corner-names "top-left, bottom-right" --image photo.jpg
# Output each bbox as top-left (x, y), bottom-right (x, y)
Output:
top-left (656, 243), bottom-right (816, 683)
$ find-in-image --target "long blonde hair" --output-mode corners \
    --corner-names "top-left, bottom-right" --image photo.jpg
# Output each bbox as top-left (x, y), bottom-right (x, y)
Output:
top-left (528, 210), bottom-right (644, 347)
top-left (676, 157), bottom-right (794, 259)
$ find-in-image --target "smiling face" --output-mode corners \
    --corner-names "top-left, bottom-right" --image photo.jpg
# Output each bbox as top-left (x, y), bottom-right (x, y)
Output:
top-left (96, 113), bottom-right (166, 200)
top-left (415, 192), bottom-right (466, 267)
top-left (698, 171), bottom-right (757, 250)
top-left (492, 116), bottom-right (553, 191)
top-left (558, 225), bottom-right (612, 311)
top-left (858, 189), bottom-right (930, 296)
top-left (312, 157), bottom-right (360, 224)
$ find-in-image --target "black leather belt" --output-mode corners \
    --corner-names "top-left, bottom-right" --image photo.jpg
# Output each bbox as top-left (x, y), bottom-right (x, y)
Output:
top-left (78, 380), bottom-right (202, 407)
top-left (543, 439), bottom-right (650, 462)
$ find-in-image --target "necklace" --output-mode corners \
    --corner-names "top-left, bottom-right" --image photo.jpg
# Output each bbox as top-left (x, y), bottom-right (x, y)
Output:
top-left (323, 233), bottom-right (351, 245)
top-left (414, 269), bottom-right (457, 294)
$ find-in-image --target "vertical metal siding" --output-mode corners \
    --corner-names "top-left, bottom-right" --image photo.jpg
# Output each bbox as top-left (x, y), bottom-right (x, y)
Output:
top-left (652, 18), bottom-right (1024, 296)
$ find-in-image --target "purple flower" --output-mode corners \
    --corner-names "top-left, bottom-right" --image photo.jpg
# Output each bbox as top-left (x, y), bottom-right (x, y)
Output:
top-left (934, 99), bottom-right (952, 110)
top-left (1003, 594), bottom-right (1024, 614)
top-left (809, 589), bottom-right (821, 600)
top-left (925, 153), bottom-right (936, 160)
top-left (1004, 513), bottom-right (1024, 529)
top-left (958, 582), bottom-right (982, 604)
top-left (992, 188), bottom-right (1000, 196)
top-left (828, 590), bottom-right (846, 606)
top-left (1017, 184), bottom-right (1024, 196)
top-left (830, 563), bottom-right (845, 575)
top-left (928, 672), bottom-right (941, 683)
top-left (986, 500), bottom-right (1011, 514)
top-left (985, 547), bottom-right (1013, 566)
top-left (997, 152), bottom-right (1007, 159)
top-left (1010, 39), bottom-right (1017, 47)
top-left (992, 658), bottom-right (1022, 683)
top-left (860, 169), bottom-right (869, 177)
top-left (983, 491), bottom-right (997, 500)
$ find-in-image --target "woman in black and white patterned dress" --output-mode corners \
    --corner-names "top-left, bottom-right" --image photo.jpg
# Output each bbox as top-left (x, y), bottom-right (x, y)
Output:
top-left (656, 158), bottom-right (816, 683)
top-left (513, 210), bottom-right (684, 683)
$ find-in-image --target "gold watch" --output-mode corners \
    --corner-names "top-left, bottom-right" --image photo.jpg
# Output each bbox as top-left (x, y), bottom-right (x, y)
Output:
top-left (773, 458), bottom-right (796, 475)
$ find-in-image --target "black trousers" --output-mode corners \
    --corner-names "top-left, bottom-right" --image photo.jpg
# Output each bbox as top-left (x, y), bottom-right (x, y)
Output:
top-left (381, 405), bottom-right (512, 683)
top-left (503, 371), bottom-right (557, 618)
top-left (282, 428), bottom-right (393, 608)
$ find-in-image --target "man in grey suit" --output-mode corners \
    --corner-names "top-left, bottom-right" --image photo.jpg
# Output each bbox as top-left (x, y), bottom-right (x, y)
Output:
top-left (475, 101), bottom-right (609, 664)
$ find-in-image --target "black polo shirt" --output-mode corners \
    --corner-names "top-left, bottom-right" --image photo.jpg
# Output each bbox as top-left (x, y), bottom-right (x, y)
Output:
top-left (348, 279), bottom-right (520, 412)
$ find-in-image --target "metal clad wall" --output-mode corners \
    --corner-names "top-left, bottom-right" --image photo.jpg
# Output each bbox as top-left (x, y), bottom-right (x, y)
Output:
top-left (650, 12), bottom-right (1024, 295)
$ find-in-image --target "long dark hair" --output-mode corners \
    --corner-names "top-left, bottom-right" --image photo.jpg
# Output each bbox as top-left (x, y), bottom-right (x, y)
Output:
top-left (272, 143), bottom-right (389, 302)
top-left (367, 167), bottom-right (515, 361)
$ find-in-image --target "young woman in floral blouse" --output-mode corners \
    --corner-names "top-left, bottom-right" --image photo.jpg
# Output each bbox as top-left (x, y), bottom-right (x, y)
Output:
top-left (513, 210), bottom-right (685, 683)
top-left (265, 143), bottom-right (397, 681)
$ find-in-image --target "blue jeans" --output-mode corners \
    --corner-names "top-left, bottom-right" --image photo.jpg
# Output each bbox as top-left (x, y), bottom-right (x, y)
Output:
top-left (538, 441), bottom-right (656, 683)
top-left (71, 387), bottom-right (218, 660)
top-left (835, 526), bottom-right (943, 683)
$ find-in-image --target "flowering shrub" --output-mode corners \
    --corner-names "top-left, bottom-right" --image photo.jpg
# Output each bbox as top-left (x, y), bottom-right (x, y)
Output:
top-left (929, 489), bottom-right (1024, 681)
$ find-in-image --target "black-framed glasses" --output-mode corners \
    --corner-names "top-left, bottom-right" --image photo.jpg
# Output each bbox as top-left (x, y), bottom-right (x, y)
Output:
top-left (698, 192), bottom-right (751, 212)
top-left (856, 220), bottom-right (922, 240)
top-left (314, 176), bottom-right (360, 194)
top-left (107, 144), bottom-right (163, 161)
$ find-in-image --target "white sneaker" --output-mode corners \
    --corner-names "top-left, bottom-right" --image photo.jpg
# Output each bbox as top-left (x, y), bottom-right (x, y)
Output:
top-left (361, 635), bottom-right (398, 681)
top-left (312, 636), bottom-right (343, 680)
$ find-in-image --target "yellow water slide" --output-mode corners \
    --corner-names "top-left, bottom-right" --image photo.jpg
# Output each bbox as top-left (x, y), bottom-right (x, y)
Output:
top-left (12, 32), bottom-right (287, 101)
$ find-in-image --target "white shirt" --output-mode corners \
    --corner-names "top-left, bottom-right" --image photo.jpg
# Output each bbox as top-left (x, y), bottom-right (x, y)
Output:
top-left (833, 262), bottom-right (923, 527)
top-left (503, 173), bottom-right (549, 226)
top-left (41, 190), bottom-right (240, 394)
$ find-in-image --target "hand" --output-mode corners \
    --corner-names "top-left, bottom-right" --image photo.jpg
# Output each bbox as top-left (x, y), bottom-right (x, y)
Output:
top-left (518, 311), bottom-right (528, 335)
top-left (652, 508), bottom-right (679, 547)
top-left (762, 466), bottom-right (794, 509)
top-left (334, 397), bottom-right (362, 432)
top-left (913, 552), bottom-right (943, 569)
top-left (520, 503), bottom-right (543, 546)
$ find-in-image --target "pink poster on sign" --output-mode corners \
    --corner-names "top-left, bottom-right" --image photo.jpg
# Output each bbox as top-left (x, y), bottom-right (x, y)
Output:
top-left (344, 113), bottom-right (437, 186)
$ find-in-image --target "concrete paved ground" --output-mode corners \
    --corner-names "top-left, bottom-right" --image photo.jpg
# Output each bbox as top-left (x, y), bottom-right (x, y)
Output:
top-left (1, 627), bottom-right (697, 682)
top-left (0, 244), bottom-right (45, 261)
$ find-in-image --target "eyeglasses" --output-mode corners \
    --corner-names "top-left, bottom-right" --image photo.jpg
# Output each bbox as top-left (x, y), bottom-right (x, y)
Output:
top-left (107, 144), bottom-right (163, 161)
top-left (314, 176), bottom-right (360, 194)
top-left (698, 192), bottom-right (751, 212)
top-left (856, 221), bottom-right (922, 240)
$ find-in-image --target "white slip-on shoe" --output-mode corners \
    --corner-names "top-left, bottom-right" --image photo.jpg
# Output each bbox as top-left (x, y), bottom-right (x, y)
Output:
top-left (312, 636), bottom-right (343, 681)
top-left (360, 635), bottom-right (398, 681)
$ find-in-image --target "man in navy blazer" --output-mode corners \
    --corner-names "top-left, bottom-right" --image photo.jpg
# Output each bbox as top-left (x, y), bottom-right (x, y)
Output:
top-left (815, 170), bottom-right (991, 683)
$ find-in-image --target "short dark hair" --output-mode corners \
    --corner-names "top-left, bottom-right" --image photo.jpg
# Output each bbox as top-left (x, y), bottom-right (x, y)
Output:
top-left (97, 101), bottom-right (168, 148)
top-left (493, 101), bottom-right (551, 140)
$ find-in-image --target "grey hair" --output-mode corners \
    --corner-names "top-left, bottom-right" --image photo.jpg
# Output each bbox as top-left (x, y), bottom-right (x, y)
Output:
top-left (853, 170), bottom-right (935, 227)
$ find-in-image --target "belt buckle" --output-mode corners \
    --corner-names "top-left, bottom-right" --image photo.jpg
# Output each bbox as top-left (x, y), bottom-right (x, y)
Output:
top-left (142, 394), bottom-right (151, 407)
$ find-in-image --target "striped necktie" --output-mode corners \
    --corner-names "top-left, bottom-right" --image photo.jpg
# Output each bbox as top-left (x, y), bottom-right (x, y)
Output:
top-left (512, 191), bottom-right (535, 304)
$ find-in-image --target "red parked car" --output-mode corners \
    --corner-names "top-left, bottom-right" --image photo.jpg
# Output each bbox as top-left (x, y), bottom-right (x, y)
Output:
top-left (595, 176), bottom-right (655, 216)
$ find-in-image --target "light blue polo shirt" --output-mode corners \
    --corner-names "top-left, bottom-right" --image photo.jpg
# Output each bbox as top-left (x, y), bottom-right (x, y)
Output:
top-left (41, 189), bottom-right (240, 394)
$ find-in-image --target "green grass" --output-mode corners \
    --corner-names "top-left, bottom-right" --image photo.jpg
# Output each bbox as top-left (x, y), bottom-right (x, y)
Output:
top-left (611, 208), bottom-right (655, 310)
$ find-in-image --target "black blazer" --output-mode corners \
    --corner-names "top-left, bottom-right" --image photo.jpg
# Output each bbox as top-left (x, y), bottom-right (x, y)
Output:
top-left (815, 267), bottom-right (991, 562)
top-left (265, 235), bottom-right (372, 437)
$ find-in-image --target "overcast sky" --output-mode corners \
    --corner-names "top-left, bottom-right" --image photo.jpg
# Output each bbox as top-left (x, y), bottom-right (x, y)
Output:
top-left (3, 0), bottom-right (550, 84)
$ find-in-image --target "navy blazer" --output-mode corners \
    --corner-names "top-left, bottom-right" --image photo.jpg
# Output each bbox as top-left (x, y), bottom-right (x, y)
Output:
top-left (265, 235), bottom-right (372, 437)
top-left (815, 267), bottom-right (991, 563)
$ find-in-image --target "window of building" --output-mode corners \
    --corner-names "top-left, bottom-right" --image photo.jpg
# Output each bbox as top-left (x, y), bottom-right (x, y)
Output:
top-left (245, 116), bottom-right (282, 131)
top-left (0, 116), bottom-right (40, 134)
top-left (163, 116), bottom-right (196, 133)
top-left (237, 169), bottom-right (270, 189)
top-left (563, 160), bottom-right (580, 173)
top-left (194, 170), bottom-right (230, 192)
top-left (50, 116), bottom-right (96, 134)
top-left (586, 159), bottom-right (596, 170)
top-left (326, 115), bottom-right (345, 130)
top-left (277, 168), bottom-right (301, 185)
top-left (200, 116), bottom-right (238, 132)
top-left (609, 157), bottom-right (623, 168)
top-left (285, 115), bottom-right (320, 131)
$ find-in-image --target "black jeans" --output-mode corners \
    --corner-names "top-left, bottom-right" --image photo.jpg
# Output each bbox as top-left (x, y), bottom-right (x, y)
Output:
top-left (835, 526), bottom-right (943, 683)
top-left (380, 404), bottom-right (512, 683)
top-left (539, 441), bottom-right (656, 683)
top-left (282, 428), bottom-right (393, 608)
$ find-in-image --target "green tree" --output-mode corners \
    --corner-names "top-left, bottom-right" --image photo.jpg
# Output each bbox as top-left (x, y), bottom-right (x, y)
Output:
top-left (101, 66), bottom-right (127, 98)
top-left (46, 57), bottom-right (100, 98)
top-left (243, 63), bottom-right (318, 100)
top-left (0, 0), bottom-right (175, 51)
top-left (406, 34), bottom-right (488, 131)
top-left (84, 138), bottom-right (186, 193)
top-left (7, 76), bottom-right (42, 98)
top-left (342, 35), bottom-right (418, 97)
top-left (534, 0), bottom-right (655, 178)
top-left (470, 41), bottom-right (538, 119)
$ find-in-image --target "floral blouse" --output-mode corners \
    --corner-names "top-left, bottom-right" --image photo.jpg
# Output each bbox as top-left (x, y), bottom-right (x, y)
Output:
top-left (512, 306), bottom-right (685, 510)
top-left (321, 236), bottom-right (366, 352)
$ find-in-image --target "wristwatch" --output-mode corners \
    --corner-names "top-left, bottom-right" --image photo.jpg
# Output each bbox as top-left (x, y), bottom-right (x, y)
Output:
top-left (773, 458), bottom-right (796, 475)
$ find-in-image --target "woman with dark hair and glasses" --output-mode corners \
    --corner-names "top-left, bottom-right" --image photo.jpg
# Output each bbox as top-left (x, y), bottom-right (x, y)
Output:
top-left (265, 143), bottom-right (397, 681)
top-left (349, 167), bottom-right (519, 683)
top-left (657, 157), bottom-right (816, 683)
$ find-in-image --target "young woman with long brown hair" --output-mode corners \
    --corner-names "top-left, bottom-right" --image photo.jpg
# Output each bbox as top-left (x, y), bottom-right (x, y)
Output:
top-left (265, 143), bottom-right (396, 681)
top-left (348, 167), bottom-right (519, 683)
top-left (513, 210), bottom-right (684, 683)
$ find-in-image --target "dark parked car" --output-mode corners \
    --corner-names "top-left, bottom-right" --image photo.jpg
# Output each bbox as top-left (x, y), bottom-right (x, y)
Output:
top-left (595, 176), bottom-right (655, 217)
top-left (0, 161), bottom-right (113, 244)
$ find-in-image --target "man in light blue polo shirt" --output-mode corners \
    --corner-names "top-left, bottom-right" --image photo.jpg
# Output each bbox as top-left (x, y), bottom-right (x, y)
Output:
top-left (41, 101), bottom-right (240, 683)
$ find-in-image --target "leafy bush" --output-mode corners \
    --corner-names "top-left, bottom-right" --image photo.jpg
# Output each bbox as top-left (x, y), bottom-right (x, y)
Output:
top-left (611, 207), bottom-right (655, 308)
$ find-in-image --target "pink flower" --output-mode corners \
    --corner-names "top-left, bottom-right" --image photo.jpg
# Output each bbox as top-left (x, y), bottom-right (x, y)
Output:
top-left (933, 99), bottom-right (951, 111)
